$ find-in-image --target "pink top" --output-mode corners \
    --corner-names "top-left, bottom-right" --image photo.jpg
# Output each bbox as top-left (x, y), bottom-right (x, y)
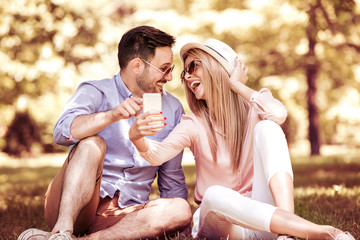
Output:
top-left (139, 88), bottom-right (287, 204)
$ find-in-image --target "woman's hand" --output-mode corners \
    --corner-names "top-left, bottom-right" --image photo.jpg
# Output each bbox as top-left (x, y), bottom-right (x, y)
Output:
top-left (228, 56), bottom-right (249, 92)
top-left (129, 111), bottom-right (166, 141)
top-left (228, 56), bottom-right (255, 100)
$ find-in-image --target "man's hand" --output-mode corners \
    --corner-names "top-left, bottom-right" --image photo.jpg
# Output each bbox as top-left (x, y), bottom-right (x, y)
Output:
top-left (112, 96), bottom-right (143, 121)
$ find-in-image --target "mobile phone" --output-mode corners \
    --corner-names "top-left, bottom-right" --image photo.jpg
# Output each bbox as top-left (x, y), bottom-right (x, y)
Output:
top-left (143, 93), bottom-right (163, 131)
top-left (143, 93), bottom-right (162, 113)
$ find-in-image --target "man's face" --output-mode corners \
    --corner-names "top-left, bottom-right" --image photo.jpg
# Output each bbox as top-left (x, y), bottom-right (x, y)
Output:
top-left (136, 46), bottom-right (174, 94)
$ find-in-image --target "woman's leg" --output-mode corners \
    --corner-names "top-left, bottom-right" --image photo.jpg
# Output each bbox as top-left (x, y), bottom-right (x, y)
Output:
top-left (194, 185), bottom-right (277, 240)
top-left (194, 186), bottom-right (342, 240)
top-left (193, 120), bottom-right (349, 239)
top-left (252, 120), bottom-right (294, 212)
top-left (252, 120), bottom-right (345, 239)
top-left (270, 209), bottom-right (340, 239)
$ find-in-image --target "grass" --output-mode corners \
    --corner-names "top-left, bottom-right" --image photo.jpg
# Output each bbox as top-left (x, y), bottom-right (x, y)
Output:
top-left (0, 154), bottom-right (359, 240)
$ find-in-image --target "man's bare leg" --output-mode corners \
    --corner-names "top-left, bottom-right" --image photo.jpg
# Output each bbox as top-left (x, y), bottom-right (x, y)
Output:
top-left (80, 198), bottom-right (192, 240)
top-left (45, 135), bottom-right (106, 236)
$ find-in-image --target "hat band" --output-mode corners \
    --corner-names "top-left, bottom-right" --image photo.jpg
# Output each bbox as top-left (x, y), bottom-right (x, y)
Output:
top-left (205, 45), bottom-right (228, 62)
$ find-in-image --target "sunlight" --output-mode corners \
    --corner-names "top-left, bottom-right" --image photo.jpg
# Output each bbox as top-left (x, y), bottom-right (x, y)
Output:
top-left (327, 88), bottom-right (360, 122)
top-left (294, 185), bottom-right (360, 198)
top-left (354, 65), bottom-right (360, 83)
top-left (16, 96), bottom-right (28, 111)
top-left (214, 9), bottom-right (264, 34)
top-left (295, 38), bottom-right (308, 55)
top-left (247, 0), bottom-right (272, 9)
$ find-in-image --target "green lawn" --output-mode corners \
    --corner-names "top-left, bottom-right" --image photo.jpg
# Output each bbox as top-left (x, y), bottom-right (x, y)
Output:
top-left (1, 154), bottom-right (359, 240)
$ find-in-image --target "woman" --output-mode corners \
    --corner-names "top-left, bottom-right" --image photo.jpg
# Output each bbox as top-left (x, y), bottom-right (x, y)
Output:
top-left (129, 39), bottom-right (355, 240)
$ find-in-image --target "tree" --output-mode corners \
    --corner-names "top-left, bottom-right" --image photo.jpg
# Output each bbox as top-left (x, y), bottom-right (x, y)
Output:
top-left (0, 0), bottom-right (132, 155)
top-left (129, 0), bottom-right (360, 154)
top-left (0, 0), bottom-right (103, 106)
top-left (211, 0), bottom-right (360, 154)
top-left (296, 0), bottom-right (360, 154)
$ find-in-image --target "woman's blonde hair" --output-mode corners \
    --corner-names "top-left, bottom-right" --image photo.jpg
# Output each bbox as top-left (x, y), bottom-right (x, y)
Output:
top-left (183, 49), bottom-right (249, 173)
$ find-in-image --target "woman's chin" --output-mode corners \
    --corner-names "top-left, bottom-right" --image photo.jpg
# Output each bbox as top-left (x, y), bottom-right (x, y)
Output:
top-left (194, 93), bottom-right (205, 100)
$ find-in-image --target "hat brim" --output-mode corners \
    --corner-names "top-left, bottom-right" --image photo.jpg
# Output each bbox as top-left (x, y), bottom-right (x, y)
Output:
top-left (180, 43), bottom-right (234, 76)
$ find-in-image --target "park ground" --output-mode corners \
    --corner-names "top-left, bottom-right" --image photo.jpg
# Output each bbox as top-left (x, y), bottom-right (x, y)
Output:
top-left (0, 150), bottom-right (359, 240)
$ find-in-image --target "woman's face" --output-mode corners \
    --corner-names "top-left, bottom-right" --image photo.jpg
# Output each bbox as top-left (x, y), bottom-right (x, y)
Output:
top-left (182, 55), bottom-right (206, 100)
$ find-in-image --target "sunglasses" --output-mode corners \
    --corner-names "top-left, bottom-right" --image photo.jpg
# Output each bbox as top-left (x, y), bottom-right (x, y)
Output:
top-left (180, 59), bottom-right (201, 82)
top-left (141, 59), bottom-right (175, 77)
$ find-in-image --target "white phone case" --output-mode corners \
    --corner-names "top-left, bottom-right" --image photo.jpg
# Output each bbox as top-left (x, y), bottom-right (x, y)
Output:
top-left (143, 93), bottom-right (162, 113)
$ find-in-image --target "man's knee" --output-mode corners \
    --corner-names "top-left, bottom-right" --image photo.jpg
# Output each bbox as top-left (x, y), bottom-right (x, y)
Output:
top-left (75, 135), bottom-right (106, 167)
top-left (78, 135), bottom-right (107, 155)
top-left (171, 198), bottom-right (192, 225)
top-left (150, 198), bottom-right (192, 226)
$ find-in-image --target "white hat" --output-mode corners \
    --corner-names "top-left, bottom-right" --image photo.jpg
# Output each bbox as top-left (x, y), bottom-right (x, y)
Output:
top-left (180, 38), bottom-right (238, 76)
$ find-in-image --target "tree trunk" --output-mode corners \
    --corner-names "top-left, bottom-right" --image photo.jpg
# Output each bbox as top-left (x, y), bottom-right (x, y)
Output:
top-left (306, 6), bottom-right (321, 155)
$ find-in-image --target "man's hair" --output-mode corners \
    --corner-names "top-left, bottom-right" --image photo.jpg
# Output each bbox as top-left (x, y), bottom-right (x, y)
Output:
top-left (117, 26), bottom-right (176, 69)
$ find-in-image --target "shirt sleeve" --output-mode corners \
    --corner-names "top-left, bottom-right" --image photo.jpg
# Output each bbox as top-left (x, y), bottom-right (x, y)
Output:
top-left (53, 83), bottom-right (103, 146)
top-left (249, 88), bottom-right (287, 125)
top-left (139, 116), bottom-right (194, 165)
top-left (153, 115), bottom-right (195, 199)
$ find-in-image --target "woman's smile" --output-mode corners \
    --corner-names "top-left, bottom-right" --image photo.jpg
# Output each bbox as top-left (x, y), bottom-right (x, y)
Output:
top-left (189, 80), bottom-right (202, 92)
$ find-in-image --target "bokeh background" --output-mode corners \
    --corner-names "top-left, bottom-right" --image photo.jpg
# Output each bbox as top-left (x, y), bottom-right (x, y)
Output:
top-left (1, 1), bottom-right (360, 239)
top-left (1, 0), bottom-right (360, 158)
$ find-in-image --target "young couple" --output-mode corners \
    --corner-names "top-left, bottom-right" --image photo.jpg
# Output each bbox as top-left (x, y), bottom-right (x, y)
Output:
top-left (19, 26), bottom-right (354, 240)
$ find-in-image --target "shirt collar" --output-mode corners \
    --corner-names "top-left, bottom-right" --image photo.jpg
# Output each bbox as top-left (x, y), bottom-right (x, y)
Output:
top-left (115, 72), bottom-right (166, 98)
top-left (115, 72), bottom-right (133, 98)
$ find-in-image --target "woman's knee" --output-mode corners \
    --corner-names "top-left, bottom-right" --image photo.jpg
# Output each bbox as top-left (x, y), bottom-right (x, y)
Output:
top-left (254, 120), bottom-right (284, 137)
top-left (254, 120), bottom-right (286, 146)
top-left (202, 185), bottom-right (232, 213)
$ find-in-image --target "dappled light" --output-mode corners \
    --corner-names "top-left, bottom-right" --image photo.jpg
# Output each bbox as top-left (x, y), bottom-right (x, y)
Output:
top-left (295, 185), bottom-right (360, 198)
top-left (1, 155), bottom-right (360, 238)
top-left (0, 0), bottom-right (360, 239)
top-left (1, 0), bottom-right (360, 156)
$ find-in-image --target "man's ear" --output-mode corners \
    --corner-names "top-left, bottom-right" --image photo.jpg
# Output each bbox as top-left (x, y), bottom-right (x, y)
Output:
top-left (130, 58), bottom-right (144, 75)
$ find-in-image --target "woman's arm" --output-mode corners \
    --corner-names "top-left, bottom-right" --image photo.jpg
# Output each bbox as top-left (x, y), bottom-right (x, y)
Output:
top-left (129, 111), bottom-right (166, 152)
top-left (228, 56), bottom-right (287, 124)
top-left (129, 112), bottom-right (194, 166)
top-left (228, 56), bottom-right (254, 101)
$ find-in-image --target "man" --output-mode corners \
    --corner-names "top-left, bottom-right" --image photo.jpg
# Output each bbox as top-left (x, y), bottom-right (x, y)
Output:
top-left (18, 26), bottom-right (192, 240)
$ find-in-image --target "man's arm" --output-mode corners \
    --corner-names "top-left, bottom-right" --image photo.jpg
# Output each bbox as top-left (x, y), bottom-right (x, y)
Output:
top-left (71, 97), bottom-right (143, 140)
top-left (53, 83), bottom-right (142, 145)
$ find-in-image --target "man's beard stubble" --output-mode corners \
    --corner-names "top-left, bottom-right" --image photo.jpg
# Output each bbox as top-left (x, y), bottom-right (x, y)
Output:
top-left (136, 70), bottom-right (165, 94)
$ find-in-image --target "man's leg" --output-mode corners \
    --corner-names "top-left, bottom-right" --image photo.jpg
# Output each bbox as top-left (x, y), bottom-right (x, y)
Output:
top-left (44, 135), bottom-right (106, 236)
top-left (80, 197), bottom-right (192, 240)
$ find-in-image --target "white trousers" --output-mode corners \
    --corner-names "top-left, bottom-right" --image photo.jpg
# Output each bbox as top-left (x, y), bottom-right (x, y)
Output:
top-left (192, 120), bottom-right (294, 240)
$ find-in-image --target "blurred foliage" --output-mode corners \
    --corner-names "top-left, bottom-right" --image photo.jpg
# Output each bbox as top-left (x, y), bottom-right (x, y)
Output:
top-left (0, 0), bottom-right (360, 156)
top-left (3, 111), bottom-right (41, 156)
top-left (0, 0), bottom-right (133, 155)
top-left (0, 0), bottom-right (101, 105)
